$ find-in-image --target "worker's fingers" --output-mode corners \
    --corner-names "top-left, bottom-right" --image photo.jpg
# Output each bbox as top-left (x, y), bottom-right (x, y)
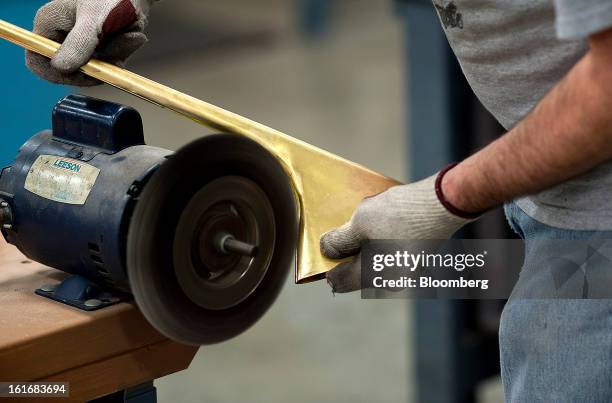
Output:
top-left (25, 51), bottom-right (100, 86)
top-left (28, 0), bottom-right (75, 77)
top-left (51, 0), bottom-right (140, 72)
top-left (27, 31), bottom-right (145, 87)
top-left (26, 33), bottom-right (145, 87)
top-left (33, 0), bottom-right (77, 41)
top-left (320, 222), bottom-right (363, 259)
top-left (96, 31), bottom-right (148, 64)
top-left (28, 0), bottom-right (94, 84)
top-left (51, 19), bottom-right (101, 73)
top-left (326, 255), bottom-right (362, 293)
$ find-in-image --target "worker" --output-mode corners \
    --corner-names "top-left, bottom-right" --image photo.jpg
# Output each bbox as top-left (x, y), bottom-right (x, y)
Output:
top-left (26, 0), bottom-right (612, 400)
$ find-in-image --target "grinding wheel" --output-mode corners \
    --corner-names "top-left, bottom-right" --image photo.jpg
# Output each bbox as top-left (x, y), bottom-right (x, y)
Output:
top-left (127, 134), bottom-right (299, 345)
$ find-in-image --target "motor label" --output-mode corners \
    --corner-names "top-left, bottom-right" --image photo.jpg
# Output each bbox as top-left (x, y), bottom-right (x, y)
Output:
top-left (24, 155), bottom-right (100, 205)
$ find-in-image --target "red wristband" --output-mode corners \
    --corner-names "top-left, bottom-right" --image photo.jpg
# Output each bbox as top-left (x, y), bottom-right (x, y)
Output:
top-left (434, 163), bottom-right (483, 220)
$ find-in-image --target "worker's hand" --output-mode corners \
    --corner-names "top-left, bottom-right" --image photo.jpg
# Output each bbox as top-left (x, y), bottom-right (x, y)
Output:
top-left (320, 168), bottom-right (479, 293)
top-left (26, 0), bottom-right (156, 86)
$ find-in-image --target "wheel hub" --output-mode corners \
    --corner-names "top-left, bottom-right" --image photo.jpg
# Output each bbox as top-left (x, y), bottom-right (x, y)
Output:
top-left (173, 176), bottom-right (275, 311)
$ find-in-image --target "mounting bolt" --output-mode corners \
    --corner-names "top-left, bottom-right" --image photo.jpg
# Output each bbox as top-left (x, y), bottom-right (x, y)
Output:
top-left (127, 183), bottom-right (142, 198)
top-left (0, 199), bottom-right (13, 230)
top-left (39, 284), bottom-right (56, 293)
top-left (84, 299), bottom-right (103, 308)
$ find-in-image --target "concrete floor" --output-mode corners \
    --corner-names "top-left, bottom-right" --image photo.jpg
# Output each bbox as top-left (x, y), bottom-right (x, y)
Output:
top-left (84, 1), bottom-right (503, 402)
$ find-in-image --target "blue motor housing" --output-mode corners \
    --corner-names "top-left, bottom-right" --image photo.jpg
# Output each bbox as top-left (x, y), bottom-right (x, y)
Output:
top-left (0, 95), bottom-right (170, 291)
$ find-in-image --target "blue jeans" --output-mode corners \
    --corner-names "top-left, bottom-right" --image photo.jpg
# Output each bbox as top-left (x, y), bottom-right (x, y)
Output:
top-left (500, 202), bottom-right (612, 402)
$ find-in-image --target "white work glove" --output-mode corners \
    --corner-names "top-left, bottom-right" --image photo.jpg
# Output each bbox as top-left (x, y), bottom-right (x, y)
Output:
top-left (320, 166), bottom-right (480, 293)
top-left (26, 0), bottom-right (157, 86)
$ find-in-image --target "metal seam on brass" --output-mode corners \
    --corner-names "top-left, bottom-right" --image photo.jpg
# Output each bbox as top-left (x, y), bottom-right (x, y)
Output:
top-left (0, 19), bottom-right (401, 283)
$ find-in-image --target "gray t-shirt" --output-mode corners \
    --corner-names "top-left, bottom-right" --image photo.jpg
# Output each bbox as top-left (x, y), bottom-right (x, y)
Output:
top-left (431, 0), bottom-right (612, 230)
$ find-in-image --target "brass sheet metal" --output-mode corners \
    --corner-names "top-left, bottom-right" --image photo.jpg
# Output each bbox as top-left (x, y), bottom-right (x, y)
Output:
top-left (0, 19), bottom-right (401, 283)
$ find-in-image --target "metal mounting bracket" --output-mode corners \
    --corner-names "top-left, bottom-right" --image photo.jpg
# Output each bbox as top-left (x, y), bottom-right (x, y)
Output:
top-left (35, 275), bottom-right (130, 311)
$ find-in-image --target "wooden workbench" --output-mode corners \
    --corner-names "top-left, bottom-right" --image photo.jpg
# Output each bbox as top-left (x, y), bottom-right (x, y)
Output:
top-left (0, 238), bottom-right (198, 402)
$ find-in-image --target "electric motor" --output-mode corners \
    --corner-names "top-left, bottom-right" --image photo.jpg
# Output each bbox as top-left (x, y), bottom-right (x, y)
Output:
top-left (0, 95), bottom-right (298, 345)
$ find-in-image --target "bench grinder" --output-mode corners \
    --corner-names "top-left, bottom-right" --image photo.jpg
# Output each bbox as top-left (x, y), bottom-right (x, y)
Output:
top-left (0, 95), bottom-right (298, 345)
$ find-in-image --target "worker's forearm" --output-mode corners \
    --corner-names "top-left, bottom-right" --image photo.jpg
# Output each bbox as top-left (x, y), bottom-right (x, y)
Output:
top-left (442, 29), bottom-right (612, 214)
